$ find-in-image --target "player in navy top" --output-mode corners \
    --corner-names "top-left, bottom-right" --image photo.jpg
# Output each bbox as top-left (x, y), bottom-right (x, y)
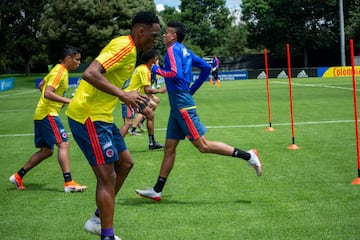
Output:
top-left (211, 54), bottom-right (220, 84)
top-left (136, 22), bottom-right (263, 201)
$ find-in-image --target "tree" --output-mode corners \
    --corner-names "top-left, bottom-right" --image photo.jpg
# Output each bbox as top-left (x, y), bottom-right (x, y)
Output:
top-left (346, 0), bottom-right (360, 53)
top-left (242, 0), bottom-right (339, 67)
top-left (179, 0), bottom-right (234, 56)
top-left (0, 0), bottom-right (46, 74)
top-left (39, 0), bottom-right (156, 63)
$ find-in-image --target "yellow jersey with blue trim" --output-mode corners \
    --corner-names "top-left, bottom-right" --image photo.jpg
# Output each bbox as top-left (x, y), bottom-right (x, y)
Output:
top-left (66, 35), bottom-right (136, 124)
top-left (33, 63), bottom-right (68, 120)
top-left (125, 64), bottom-right (150, 95)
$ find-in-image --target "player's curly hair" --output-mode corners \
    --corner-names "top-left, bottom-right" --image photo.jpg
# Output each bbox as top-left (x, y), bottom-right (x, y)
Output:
top-left (167, 22), bottom-right (186, 43)
top-left (141, 49), bottom-right (158, 63)
top-left (131, 11), bottom-right (160, 27)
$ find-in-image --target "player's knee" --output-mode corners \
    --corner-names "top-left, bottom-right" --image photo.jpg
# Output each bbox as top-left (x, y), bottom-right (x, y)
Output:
top-left (41, 147), bottom-right (54, 157)
top-left (195, 141), bottom-right (211, 153)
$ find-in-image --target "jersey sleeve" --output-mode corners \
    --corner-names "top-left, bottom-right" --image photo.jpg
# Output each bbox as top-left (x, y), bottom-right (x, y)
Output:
top-left (189, 52), bottom-right (212, 95)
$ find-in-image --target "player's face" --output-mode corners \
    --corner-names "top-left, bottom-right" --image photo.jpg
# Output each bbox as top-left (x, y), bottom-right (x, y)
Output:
top-left (162, 27), bottom-right (177, 47)
top-left (65, 53), bottom-right (81, 71)
top-left (138, 23), bottom-right (161, 52)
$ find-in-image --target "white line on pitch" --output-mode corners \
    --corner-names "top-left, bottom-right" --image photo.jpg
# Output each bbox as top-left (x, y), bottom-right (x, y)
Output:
top-left (272, 81), bottom-right (357, 91)
top-left (0, 119), bottom-right (355, 138)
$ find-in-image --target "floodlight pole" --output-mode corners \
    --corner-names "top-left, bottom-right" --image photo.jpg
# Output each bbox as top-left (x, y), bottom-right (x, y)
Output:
top-left (339, 0), bottom-right (346, 66)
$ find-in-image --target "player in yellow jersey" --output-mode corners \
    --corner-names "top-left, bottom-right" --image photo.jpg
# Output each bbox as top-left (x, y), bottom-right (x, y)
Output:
top-left (66, 11), bottom-right (160, 240)
top-left (120, 49), bottom-right (166, 150)
top-left (9, 46), bottom-right (87, 193)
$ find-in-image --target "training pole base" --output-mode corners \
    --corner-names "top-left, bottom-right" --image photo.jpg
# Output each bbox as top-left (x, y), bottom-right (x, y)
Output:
top-left (352, 177), bottom-right (360, 185)
top-left (266, 127), bottom-right (275, 132)
top-left (288, 144), bottom-right (300, 150)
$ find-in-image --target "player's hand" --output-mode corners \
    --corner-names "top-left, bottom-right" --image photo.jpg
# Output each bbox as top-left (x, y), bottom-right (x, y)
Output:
top-left (212, 67), bottom-right (216, 71)
top-left (122, 91), bottom-right (148, 110)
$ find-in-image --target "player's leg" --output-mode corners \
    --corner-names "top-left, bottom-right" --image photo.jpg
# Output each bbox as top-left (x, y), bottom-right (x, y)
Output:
top-left (135, 138), bottom-right (179, 201)
top-left (131, 113), bottom-right (144, 134)
top-left (91, 163), bottom-right (117, 238)
top-left (140, 99), bottom-right (163, 150)
top-left (113, 124), bottom-right (134, 194)
top-left (119, 104), bottom-right (135, 137)
top-left (9, 118), bottom-right (55, 190)
top-left (69, 118), bottom-right (124, 239)
top-left (191, 133), bottom-right (262, 176)
top-left (182, 108), bottom-right (262, 176)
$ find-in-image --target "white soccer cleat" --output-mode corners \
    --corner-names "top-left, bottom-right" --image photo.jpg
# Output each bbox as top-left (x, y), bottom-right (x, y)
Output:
top-left (84, 215), bottom-right (122, 240)
top-left (135, 187), bottom-right (162, 201)
top-left (247, 149), bottom-right (263, 176)
top-left (84, 215), bottom-right (101, 235)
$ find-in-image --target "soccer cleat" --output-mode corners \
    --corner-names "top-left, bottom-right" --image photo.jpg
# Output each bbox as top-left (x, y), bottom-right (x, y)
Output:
top-left (129, 130), bottom-right (142, 136)
top-left (64, 180), bottom-right (87, 193)
top-left (9, 173), bottom-right (25, 190)
top-left (135, 187), bottom-right (162, 201)
top-left (149, 142), bottom-right (164, 150)
top-left (137, 122), bottom-right (146, 133)
top-left (247, 149), bottom-right (263, 176)
top-left (84, 215), bottom-right (101, 235)
top-left (102, 236), bottom-right (122, 240)
top-left (84, 215), bottom-right (122, 240)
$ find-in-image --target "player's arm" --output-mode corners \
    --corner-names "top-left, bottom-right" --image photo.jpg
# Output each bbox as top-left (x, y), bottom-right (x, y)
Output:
top-left (189, 53), bottom-right (212, 95)
top-left (38, 79), bottom-right (45, 92)
top-left (82, 60), bottom-right (147, 109)
top-left (144, 85), bottom-right (166, 95)
top-left (44, 86), bottom-right (71, 105)
top-left (151, 47), bottom-right (180, 79)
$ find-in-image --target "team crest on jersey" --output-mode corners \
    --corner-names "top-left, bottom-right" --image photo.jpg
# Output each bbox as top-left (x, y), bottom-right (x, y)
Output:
top-left (105, 148), bottom-right (114, 158)
top-left (183, 48), bottom-right (190, 57)
top-left (60, 129), bottom-right (67, 139)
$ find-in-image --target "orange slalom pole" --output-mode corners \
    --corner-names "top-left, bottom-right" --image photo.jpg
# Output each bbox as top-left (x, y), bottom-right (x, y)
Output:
top-left (286, 44), bottom-right (299, 150)
top-left (350, 39), bottom-right (360, 184)
top-left (264, 48), bottom-right (274, 131)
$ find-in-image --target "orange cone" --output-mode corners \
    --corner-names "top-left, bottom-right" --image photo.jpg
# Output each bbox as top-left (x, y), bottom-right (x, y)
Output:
top-left (352, 177), bottom-right (360, 185)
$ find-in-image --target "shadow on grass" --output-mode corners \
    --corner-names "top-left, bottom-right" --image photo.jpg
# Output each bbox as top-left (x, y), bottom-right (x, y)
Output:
top-left (119, 197), bottom-right (252, 205)
top-left (7, 183), bottom-right (65, 193)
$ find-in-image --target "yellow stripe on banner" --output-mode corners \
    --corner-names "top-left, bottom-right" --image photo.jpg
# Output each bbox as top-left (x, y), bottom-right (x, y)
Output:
top-left (322, 66), bottom-right (360, 77)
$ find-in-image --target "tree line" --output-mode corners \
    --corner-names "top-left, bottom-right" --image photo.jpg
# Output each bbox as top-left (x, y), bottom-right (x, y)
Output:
top-left (0, 0), bottom-right (359, 75)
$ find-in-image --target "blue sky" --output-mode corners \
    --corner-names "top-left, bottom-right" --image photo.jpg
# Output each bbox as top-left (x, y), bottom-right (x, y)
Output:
top-left (154, 0), bottom-right (241, 11)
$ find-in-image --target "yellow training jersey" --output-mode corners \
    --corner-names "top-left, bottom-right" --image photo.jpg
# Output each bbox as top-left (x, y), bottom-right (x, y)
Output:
top-left (33, 63), bottom-right (68, 120)
top-left (125, 64), bottom-right (150, 95)
top-left (66, 35), bottom-right (136, 123)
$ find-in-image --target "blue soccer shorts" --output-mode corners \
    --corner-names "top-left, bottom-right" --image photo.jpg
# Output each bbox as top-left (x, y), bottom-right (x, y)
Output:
top-left (34, 115), bottom-right (68, 150)
top-left (166, 108), bottom-right (206, 141)
top-left (121, 103), bottom-right (135, 119)
top-left (68, 117), bottom-right (127, 166)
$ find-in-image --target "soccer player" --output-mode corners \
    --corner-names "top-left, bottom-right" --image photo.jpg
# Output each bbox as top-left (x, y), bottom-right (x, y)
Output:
top-left (66, 11), bottom-right (160, 240)
top-left (9, 46), bottom-right (87, 193)
top-left (135, 22), bottom-right (262, 202)
top-left (211, 54), bottom-right (220, 85)
top-left (119, 49), bottom-right (166, 150)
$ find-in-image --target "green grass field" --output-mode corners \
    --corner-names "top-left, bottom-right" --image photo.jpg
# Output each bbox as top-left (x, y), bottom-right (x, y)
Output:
top-left (1, 75), bottom-right (360, 240)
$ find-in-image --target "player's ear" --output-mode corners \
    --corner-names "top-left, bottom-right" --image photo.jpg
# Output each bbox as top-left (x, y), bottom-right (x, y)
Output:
top-left (138, 26), bottom-right (145, 37)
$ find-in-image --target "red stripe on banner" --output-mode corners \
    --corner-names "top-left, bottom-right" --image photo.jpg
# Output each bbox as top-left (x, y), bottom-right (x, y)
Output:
top-left (48, 115), bottom-right (62, 143)
top-left (85, 119), bottom-right (105, 165)
top-left (179, 109), bottom-right (200, 140)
